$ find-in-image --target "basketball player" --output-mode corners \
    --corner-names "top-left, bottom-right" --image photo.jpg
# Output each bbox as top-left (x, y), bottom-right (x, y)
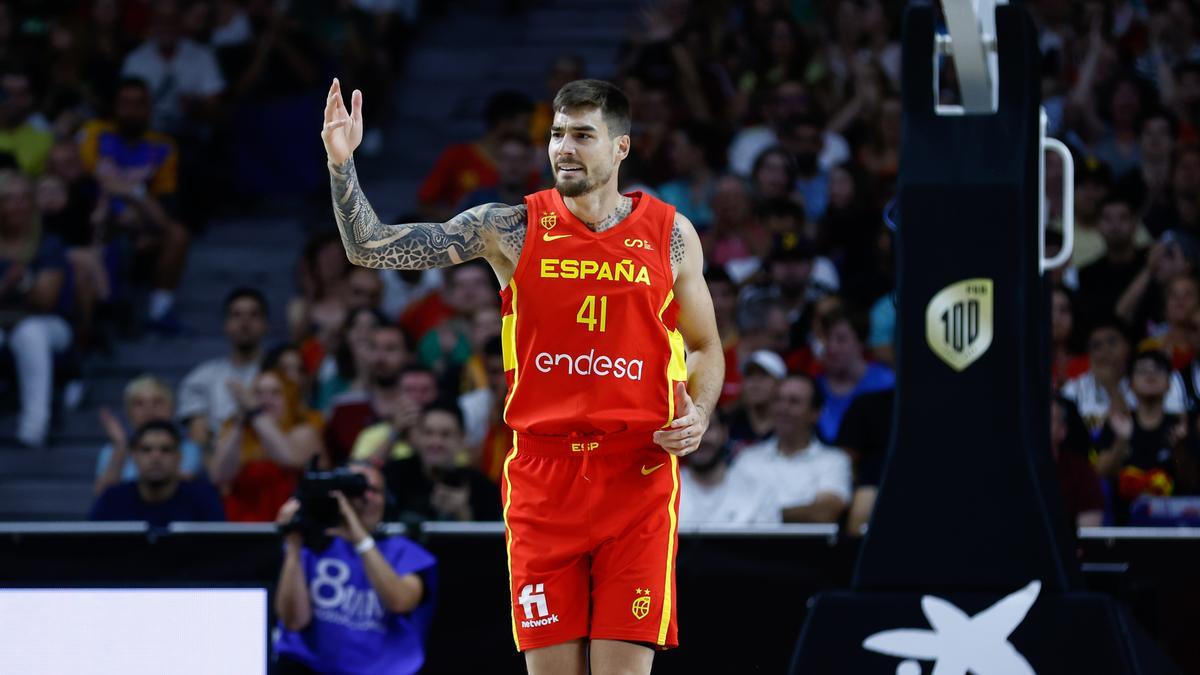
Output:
top-left (321, 77), bottom-right (723, 675)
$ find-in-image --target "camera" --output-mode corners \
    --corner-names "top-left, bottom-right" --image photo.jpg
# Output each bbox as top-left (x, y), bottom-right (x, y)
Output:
top-left (283, 469), bottom-right (369, 551)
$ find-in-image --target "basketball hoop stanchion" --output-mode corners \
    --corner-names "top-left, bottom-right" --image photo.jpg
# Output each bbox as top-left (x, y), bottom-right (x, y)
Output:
top-left (788, 3), bottom-right (1180, 673)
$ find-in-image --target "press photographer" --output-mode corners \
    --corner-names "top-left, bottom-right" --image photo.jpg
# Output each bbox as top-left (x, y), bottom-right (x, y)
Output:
top-left (273, 463), bottom-right (437, 675)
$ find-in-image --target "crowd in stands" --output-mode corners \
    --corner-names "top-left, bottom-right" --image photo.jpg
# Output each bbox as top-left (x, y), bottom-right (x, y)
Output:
top-left (1, 0), bottom-right (1195, 546)
top-left (0, 0), bottom-right (1182, 671)
top-left (0, 0), bottom-right (420, 449)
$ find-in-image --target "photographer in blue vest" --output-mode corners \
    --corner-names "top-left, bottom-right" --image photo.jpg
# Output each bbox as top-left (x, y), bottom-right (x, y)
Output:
top-left (273, 463), bottom-right (437, 675)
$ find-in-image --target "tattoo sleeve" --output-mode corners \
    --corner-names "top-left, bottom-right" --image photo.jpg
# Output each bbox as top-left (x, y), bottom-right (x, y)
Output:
top-left (329, 156), bottom-right (527, 269)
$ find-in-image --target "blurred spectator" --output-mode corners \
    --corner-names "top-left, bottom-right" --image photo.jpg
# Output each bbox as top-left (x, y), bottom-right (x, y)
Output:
top-left (727, 349), bottom-right (783, 452)
top-left (461, 336), bottom-right (510, 482)
top-left (211, 369), bottom-right (322, 522)
top-left (1050, 396), bottom-right (1105, 529)
top-left (1071, 157), bottom-right (1113, 268)
top-left (75, 0), bottom-right (139, 116)
top-left (274, 463), bottom-right (436, 675)
top-left (381, 267), bottom-right (444, 328)
top-left (457, 132), bottom-right (535, 210)
top-left (1077, 194), bottom-right (1148, 329)
top-left (416, 260), bottom-right (497, 380)
top-left (656, 122), bottom-right (720, 229)
top-left (728, 374), bottom-right (851, 523)
top-left (36, 168), bottom-right (107, 350)
top-left (263, 342), bottom-right (312, 410)
top-left (780, 113), bottom-right (830, 221)
top-left (79, 77), bottom-right (190, 331)
top-left (749, 146), bottom-right (799, 204)
top-left (290, 232), bottom-right (351, 362)
top-left (815, 307), bottom-right (894, 443)
top-left (837, 388), bottom-right (894, 536)
top-left (94, 375), bottom-right (204, 495)
top-left (703, 175), bottom-right (769, 272)
top-left (1115, 228), bottom-right (1196, 333)
top-left (1051, 285), bottom-right (1091, 391)
top-left (313, 307), bottom-right (385, 412)
top-left (706, 267), bottom-right (741, 406)
top-left (178, 287), bottom-right (268, 450)
top-left (121, 0), bottom-right (225, 137)
top-left (417, 90), bottom-right (536, 221)
top-left (0, 70), bottom-right (52, 175)
top-left (1063, 317), bottom-right (1136, 434)
top-left (89, 420), bottom-right (225, 527)
top-left (325, 323), bottom-right (411, 466)
top-left (728, 79), bottom-right (850, 179)
top-left (1115, 109), bottom-right (1176, 232)
top-left (679, 411), bottom-right (780, 525)
top-left (350, 365), bottom-right (440, 466)
top-left (1095, 349), bottom-right (1197, 522)
top-left (1154, 273), bottom-right (1200, 369)
top-left (384, 402), bottom-right (502, 522)
top-left (0, 172), bottom-right (71, 447)
top-left (621, 83), bottom-right (675, 187)
top-left (531, 54), bottom-right (585, 147)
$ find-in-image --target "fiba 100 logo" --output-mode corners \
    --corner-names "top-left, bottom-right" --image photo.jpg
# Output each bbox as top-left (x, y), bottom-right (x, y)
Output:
top-left (534, 349), bottom-right (645, 380)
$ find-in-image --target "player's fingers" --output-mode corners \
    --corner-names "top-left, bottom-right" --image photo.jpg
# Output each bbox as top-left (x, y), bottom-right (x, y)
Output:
top-left (323, 89), bottom-right (338, 124)
top-left (324, 119), bottom-right (349, 132)
top-left (670, 412), bottom-right (696, 428)
top-left (657, 425), bottom-right (695, 442)
top-left (351, 89), bottom-right (363, 126)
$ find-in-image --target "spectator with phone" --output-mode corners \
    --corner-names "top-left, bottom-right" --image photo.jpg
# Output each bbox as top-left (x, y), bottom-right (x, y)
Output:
top-left (274, 463), bottom-right (436, 675)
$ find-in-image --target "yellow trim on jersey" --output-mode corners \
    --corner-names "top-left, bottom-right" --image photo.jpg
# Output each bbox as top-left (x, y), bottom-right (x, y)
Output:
top-left (500, 281), bottom-right (523, 648)
top-left (502, 432), bottom-right (520, 650)
top-left (658, 454), bottom-right (680, 645)
top-left (501, 281), bottom-right (520, 425)
top-left (658, 290), bottom-right (689, 426)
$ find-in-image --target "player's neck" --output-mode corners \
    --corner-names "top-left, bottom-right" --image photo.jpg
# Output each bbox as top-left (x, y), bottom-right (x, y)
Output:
top-left (563, 184), bottom-right (623, 231)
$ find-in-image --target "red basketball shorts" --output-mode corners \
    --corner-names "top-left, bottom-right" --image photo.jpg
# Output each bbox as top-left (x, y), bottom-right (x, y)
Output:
top-left (500, 431), bottom-right (681, 652)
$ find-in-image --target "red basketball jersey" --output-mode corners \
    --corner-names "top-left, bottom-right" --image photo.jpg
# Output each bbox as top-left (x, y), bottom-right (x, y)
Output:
top-left (500, 189), bottom-right (688, 436)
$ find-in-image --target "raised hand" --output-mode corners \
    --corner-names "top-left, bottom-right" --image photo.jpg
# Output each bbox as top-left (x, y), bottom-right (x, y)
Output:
top-left (98, 406), bottom-right (127, 449)
top-left (321, 78), bottom-right (363, 166)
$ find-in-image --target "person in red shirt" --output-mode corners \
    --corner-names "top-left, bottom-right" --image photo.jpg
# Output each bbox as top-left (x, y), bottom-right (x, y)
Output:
top-left (321, 76), bottom-right (724, 675)
top-left (416, 90), bottom-right (539, 221)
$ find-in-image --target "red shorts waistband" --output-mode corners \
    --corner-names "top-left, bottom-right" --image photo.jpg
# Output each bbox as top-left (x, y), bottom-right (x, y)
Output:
top-left (514, 431), bottom-right (654, 456)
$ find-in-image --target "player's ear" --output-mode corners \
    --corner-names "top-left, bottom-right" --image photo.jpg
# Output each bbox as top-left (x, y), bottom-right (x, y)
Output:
top-left (616, 134), bottom-right (630, 161)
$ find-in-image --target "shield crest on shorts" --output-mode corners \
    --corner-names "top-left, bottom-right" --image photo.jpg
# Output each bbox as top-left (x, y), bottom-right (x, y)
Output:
top-left (925, 278), bottom-right (993, 372)
top-left (631, 593), bottom-right (651, 620)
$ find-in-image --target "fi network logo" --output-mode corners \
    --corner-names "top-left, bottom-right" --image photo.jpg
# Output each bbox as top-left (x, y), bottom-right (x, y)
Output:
top-left (518, 583), bottom-right (559, 629)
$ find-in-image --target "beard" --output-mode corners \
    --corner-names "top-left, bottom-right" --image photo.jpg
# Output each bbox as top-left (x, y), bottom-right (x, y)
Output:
top-left (554, 163), bottom-right (612, 198)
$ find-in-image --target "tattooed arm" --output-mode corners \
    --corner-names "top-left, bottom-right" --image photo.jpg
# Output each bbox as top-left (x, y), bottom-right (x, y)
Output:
top-left (329, 156), bottom-right (526, 270)
top-left (657, 212), bottom-right (724, 455)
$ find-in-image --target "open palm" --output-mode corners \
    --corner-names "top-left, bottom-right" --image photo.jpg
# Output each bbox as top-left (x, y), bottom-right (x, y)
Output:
top-left (321, 78), bottom-right (363, 166)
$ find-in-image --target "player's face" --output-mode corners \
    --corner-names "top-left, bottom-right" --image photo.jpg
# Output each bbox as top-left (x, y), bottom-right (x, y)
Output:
top-left (549, 106), bottom-right (628, 198)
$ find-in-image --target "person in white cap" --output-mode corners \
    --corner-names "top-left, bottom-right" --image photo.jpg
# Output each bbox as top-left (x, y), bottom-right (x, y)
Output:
top-left (727, 349), bottom-right (787, 453)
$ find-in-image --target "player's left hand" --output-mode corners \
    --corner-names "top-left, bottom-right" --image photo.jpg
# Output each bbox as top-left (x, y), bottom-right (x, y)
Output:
top-left (325, 490), bottom-right (370, 546)
top-left (654, 381), bottom-right (708, 457)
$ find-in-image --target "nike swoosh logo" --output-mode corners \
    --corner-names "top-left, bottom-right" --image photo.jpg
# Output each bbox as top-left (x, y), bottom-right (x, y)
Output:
top-left (543, 232), bottom-right (573, 242)
top-left (641, 463), bottom-right (665, 476)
